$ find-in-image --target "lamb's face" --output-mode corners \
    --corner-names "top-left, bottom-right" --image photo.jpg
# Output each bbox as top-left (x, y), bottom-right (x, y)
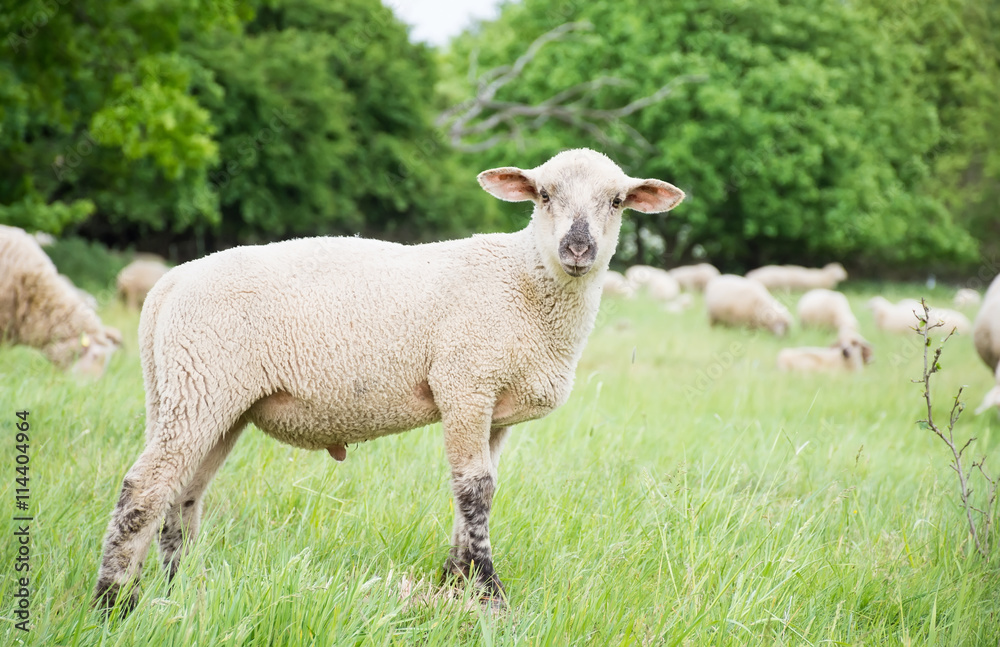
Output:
top-left (71, 328), bottom-right (122, 378)
top-left (478, 149), bottom-right (684, 278)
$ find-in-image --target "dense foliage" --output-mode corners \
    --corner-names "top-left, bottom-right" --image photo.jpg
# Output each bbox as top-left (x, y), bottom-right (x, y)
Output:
top-left (0, 0), bottom-right (496, 256)
top-left (1, 0), bottom-right (997, 273)
top-left (442, 0), bottom-right (999, 272)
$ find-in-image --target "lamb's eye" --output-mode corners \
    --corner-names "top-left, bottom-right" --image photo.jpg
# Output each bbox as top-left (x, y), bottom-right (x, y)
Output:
top-left (611, 196), bottom-right (623, 208)
top-left (539, 189), bottom-right (550, 203)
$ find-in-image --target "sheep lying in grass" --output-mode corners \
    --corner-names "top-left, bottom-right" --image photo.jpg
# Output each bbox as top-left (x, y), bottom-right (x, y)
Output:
top-left (117, 259), bottom-right (169, 311)
top-left (705, 274), bottom-right (792, 336)
top-left (797, 289), bottom-right (859, 332)
top-left (777, 331), bottom-right (873, 373)
top-left (746, 263), bottom-right (847, 291)
top-left (954, 288), bottom-right (981, 310)
top-left (92, 148), bottom-right (686, 615)
top-left (868, 297), bottom-right (971, 335)
top-left (602, 270), bottom-right (634, 298)
top-left (669, 263), bottom-right (719, 292)
top-left (0, 225), bottom-right (122, 376)
top-left (974, 276), bottom-right (1000, 414)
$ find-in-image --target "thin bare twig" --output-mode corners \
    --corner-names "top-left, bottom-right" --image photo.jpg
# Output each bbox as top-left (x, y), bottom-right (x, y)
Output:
top-left (914, 299), bottom-right (996, 559)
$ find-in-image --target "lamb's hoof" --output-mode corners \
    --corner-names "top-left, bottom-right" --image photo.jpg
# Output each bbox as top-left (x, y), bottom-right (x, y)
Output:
top-left (441, 558), bottom-right (507, 607)
top-left (93, 580), bottom-right (139, 618)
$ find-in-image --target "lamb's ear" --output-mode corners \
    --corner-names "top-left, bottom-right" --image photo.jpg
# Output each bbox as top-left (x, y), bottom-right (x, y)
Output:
top-left (478, 167), bottom-right (537, 202)
top-left (624, 178), bottom-right (685, 213)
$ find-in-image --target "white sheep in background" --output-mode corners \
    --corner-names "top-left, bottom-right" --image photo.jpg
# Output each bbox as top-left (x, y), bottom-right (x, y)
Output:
top-left (705, 274), bottom-right (792, 336)
top-left (974, 275), bottom-right (1000, 413)
top-left (92, 148), bottom-right (686, 614)
top-left (868, 297), bottom-right (971, 335)
top-left (954, 288), bottom-right (981, 310)
top-left (777, 331), bottom-right (873, 373)
top-left (57, 274), bottom-right (99, 311)
top-left (797, 288), bottom-right (859, 332)
top-left (746, 262), bottom-right (847, 291)
top-left (116, 258), bottom-right (170, 310)
top-left (668, 263), bottom-right (720, 292)
top-left (602, 270), bottom-right (634, 298)
top-left (625, 265), bottom-right (680, 301)
top-left (0, 225), bottom-right (122, 376)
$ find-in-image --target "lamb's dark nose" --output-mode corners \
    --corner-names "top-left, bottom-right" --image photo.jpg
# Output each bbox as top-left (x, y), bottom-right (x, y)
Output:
top-left (558, 219), bottom-right (598, 277)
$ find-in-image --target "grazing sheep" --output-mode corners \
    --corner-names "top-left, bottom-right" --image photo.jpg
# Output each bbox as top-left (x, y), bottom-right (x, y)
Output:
top-left (668, 263), bottom-right (720, 292)
top-left (954, 288), bottom-right (982, 309)
top-left (116, 259), bottom-right (169, 311)
top-left (777, 332), bottom-right (873, 373)
top-left (92, 148), bottom-right (686, 614)
top-left (602, 270), bottom-right (635, 298)
top-left (625, 265), bottom-right (680, 301)
top-left (868, 297), bottom-right (971, 335)
top-left (57, 274), bottom-right (99, 311)
top-left (705, 274), bottom-right (792, 336)
top-left (974, 276), bottom-right (1000, 413)
top-left (797, 289), bottom-right (859, 332)
top-left (746, 263), bottom-right (847, 291)
top-left (0, 225), bottom-right (122, 376)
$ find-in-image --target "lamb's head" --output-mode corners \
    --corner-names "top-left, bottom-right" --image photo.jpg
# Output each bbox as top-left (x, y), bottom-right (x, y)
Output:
top-left (60, 327), bottom-right (122, 378)
top-left (824, 262), bottom-right (848, 283)
top-left (478, 149), bottom-right (684, 278)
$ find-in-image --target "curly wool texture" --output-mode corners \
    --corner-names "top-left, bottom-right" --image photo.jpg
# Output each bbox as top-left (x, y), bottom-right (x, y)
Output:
top-left (143, 230), bottom-right (600, 451)
top-left (0, 225), bottom-right (120, 372)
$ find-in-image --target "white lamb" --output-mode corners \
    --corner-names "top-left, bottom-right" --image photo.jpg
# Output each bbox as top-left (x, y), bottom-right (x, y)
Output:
top-left (0, 225), bottom-right (122, 377)
top-left (954, 288), bottom-right (981, 310)
top-left (602, 270), bottom-right (634, 298)
top-left (92, 148), bottom-right (686, 614)
top-left (746, 262), bottom-right (847, 291)
top-left (116, 258), bottom-right (169, 310)
top-left (868, 297), bottom-right (971, 335)
top-left (777, 330), bottom-right (873, 373)
top-left (974, 275), bottom-right (1000, 414)
top-left (668, 263), bottom-right (720, 292)
top-left (705, 274), bottom-right (792, 336)
top-left (797, 289), bottom-right (859, 332)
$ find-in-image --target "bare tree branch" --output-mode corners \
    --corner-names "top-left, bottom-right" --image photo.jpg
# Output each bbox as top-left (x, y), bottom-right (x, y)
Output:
top-left (437, 21), bottom-right (707, 154)
top-left (915, 299), bottom-right (997, 559)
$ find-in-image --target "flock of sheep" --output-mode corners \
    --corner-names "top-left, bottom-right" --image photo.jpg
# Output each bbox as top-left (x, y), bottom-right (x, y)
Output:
top-left (1, 148), bottom-right (998, 616)
top-left (603, 260), bottom-right (999, 409)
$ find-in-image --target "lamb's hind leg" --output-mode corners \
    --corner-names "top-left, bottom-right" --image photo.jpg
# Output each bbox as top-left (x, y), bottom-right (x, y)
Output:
top-left (93, 405), bottom-right (238, 615)
top-left (159, 419), bottom-right (247, 581)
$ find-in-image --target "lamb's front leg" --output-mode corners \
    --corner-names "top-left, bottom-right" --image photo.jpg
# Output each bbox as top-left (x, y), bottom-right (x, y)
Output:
top-left (439, 402), bottom-right (506, 603)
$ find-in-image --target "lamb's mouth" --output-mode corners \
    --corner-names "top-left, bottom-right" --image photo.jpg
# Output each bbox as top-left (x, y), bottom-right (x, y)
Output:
top-left (560, 262), bottom-right (592, 277)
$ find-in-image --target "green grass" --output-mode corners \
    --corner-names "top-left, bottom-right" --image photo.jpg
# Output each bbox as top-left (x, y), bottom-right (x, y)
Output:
top-left (2, 286), bottom-right (999, 646)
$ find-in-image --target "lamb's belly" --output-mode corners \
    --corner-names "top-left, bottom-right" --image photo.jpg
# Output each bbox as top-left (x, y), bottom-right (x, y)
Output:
top-left (246, 386), bottom-right (441, 450)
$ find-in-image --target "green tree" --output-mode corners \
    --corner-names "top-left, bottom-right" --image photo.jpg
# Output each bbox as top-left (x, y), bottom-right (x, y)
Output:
top-left (442, 0), bottom-right (982, 271)
top-left (187, 0), bottom-right (498, 245)
top-left (0, 0), bottom-right (244, 235)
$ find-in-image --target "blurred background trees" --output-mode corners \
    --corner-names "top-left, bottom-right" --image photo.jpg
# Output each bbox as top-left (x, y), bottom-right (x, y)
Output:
top-left (1, 0), bottom-right (997, 277)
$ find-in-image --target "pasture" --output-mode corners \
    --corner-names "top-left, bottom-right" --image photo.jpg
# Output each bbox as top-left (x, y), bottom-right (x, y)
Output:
top-left (2, 284), bottom-right (998, 646)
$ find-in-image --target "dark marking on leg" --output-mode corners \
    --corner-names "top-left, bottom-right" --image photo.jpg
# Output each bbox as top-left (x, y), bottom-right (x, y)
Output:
top-left (183, 499), bottom-right (195, 508)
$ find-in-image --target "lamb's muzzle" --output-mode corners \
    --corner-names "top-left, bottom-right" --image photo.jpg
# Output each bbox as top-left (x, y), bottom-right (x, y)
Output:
top-left (558, 218), bottom-right (597, 276)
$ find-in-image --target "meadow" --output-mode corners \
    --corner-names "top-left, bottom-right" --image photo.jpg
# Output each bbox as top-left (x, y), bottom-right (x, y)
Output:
top-left (1, 284), bottom-right (998, 646)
